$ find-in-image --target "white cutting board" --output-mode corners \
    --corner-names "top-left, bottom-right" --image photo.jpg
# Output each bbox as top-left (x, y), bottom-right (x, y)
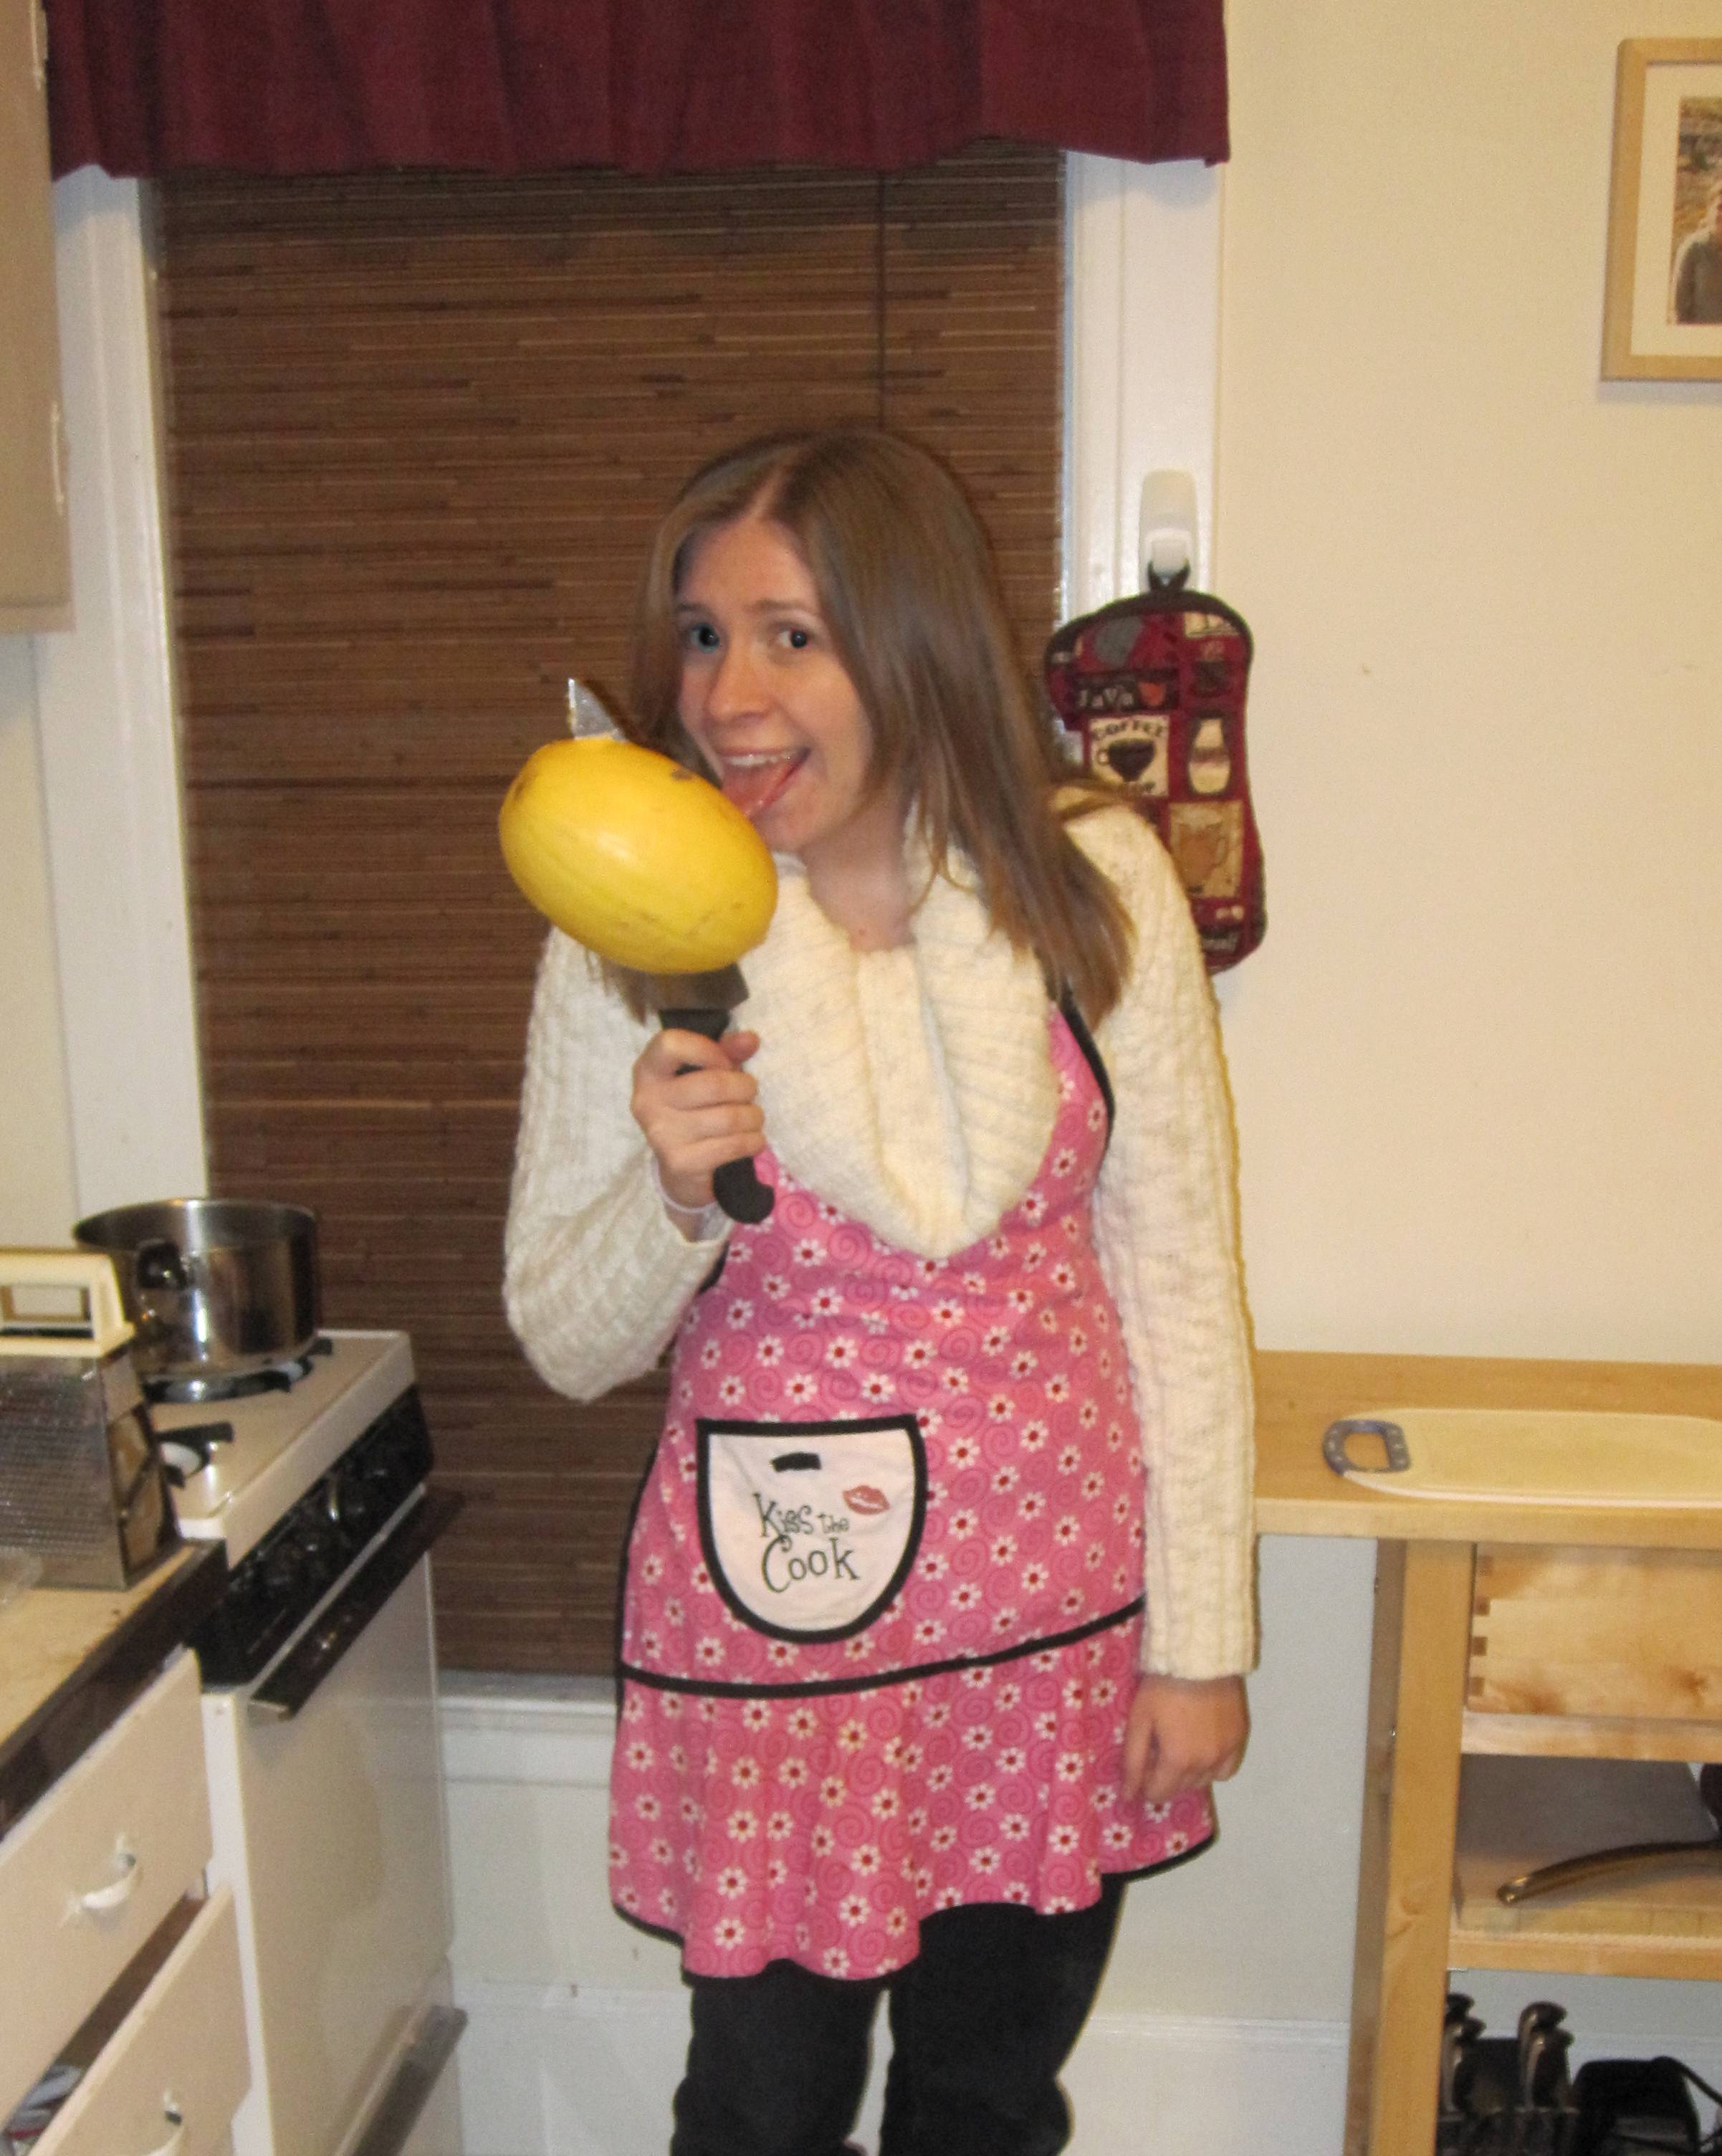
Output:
top-left (1323, 1408), bottom-right (1722, 1508)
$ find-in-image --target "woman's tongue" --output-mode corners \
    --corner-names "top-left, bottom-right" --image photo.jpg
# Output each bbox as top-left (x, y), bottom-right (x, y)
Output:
top-left (720, 750), bottom-right (806, 821)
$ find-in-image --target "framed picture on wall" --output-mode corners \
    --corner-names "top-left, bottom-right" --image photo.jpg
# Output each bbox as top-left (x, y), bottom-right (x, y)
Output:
top-left (1602, 38), bottom-right (1722, 381)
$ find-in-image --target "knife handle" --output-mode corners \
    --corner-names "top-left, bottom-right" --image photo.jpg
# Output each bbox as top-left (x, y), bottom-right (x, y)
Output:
top-left (657, 1006), bottom-right (775, 1224)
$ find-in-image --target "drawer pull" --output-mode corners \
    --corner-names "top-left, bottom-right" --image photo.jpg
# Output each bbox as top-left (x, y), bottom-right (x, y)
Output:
top-left (72, 1838), bottom-right (140, 1915)
top-left (143, 2099), bottom-right (186, 2156)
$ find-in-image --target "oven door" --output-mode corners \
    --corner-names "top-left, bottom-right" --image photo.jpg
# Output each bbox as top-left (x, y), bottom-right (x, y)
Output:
top-left (201, 1492), bottom-right (464, 2156)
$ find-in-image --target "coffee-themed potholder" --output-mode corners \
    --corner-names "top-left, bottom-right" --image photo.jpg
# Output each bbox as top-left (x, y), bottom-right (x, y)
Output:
top-left (1044, 571), bottom-right (1264, 972)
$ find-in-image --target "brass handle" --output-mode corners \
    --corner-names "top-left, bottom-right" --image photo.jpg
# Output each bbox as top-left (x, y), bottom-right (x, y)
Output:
top-left (1498, 1836), bottom-right (1722, 1905)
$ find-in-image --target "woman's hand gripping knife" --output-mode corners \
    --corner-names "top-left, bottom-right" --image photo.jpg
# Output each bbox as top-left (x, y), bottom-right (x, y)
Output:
top-left (631, 1025), bottom-right (766, 1239)
top-left (1122, 1674), bottom-right (1250, 1805)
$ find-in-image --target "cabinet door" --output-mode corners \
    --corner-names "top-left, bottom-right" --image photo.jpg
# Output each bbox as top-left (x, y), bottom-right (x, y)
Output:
top-left (0, 0), bottom-right (71, 629)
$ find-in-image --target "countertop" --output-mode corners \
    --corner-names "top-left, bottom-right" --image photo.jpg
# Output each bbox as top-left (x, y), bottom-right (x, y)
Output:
top-left (1255, 1348), bottom-right (1722, 1547)
top-left (0, 1542), bottom-right (226, 1838)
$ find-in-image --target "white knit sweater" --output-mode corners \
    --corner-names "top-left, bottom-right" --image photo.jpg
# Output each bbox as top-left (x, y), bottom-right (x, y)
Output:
top-left (503, 805), bottom-right (1256, 1679)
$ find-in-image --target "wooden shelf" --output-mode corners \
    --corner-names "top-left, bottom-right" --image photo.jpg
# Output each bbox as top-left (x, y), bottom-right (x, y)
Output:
top-left (1463, 1710), bottom-right (1722, 1763)
top-left (1451, 1755), bottom-right (1722, 1980)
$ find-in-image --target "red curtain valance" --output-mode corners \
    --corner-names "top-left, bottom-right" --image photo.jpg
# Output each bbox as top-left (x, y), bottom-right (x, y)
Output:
top-left (47, 0), bottom-right (1228, 181)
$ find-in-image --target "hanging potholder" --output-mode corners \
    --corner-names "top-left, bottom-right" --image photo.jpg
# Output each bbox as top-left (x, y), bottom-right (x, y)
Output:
top-left (1044, 574), bottom-right (1265, 972)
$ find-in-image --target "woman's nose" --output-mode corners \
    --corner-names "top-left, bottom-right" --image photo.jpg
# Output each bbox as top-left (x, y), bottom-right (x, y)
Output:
top-left (704, 640), bottom-right (765, 720)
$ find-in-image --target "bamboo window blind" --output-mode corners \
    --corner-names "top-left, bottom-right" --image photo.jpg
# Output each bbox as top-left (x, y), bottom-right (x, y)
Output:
top-left (155, 144), bottom-right (1063, 1674)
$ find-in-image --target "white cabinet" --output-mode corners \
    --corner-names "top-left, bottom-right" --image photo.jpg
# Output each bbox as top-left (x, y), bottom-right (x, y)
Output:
top-left (0, 0), bottom-right (71, 629)
top-left (0, 1652), bottom-right (251, 2151)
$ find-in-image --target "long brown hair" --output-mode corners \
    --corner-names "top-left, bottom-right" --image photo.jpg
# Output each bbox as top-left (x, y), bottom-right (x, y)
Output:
top-left (626, 428), bottom-right (1133, 1022)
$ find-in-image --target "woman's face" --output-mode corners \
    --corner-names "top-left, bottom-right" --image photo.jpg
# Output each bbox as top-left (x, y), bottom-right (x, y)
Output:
top-left (674, 515), bottom-right (904, 873)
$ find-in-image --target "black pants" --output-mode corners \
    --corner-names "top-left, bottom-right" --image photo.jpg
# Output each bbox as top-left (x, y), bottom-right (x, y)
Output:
top-left (669, 1877), bottom-right (1126, 2156)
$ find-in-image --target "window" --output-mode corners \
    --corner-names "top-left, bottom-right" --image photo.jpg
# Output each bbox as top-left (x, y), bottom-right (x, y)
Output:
top-left (158, 145), bottom-right (1063, 1671)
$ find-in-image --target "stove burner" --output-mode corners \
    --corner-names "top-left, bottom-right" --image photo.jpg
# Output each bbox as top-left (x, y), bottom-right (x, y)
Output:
top-left (157, 1418), bottom-right (236, 1487)
top-left (145, 1335), bottom-right (334, 1406)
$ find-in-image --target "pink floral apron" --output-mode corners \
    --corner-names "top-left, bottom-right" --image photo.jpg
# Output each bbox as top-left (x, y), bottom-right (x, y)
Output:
top-left (610, 1008), bottom-right (1214, 1980)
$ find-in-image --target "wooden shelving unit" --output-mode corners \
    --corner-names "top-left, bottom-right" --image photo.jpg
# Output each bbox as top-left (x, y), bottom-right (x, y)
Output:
top-left (1251, 1348), bottom-right (1722, 2156)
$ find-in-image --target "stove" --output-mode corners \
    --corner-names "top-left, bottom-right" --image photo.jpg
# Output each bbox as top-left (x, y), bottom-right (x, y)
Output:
top-left (151, 1330), bottom-right (420, 1563)
top-left (152, 1332), bottom-right (438, 1689)
top-left (153, 1327), bottom-right (466, 2156)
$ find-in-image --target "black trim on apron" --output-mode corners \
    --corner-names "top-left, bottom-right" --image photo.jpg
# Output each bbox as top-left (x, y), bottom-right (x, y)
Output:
top-left (618, 1593), bottom-right (1146, 1699)
top-left (608, 1828), bottom-right (1207, 1952)
top-left (1056, 988), bottom-right (1114, 1152)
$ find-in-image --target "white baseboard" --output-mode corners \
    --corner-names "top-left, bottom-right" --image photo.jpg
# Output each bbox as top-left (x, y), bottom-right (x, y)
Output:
top-left (441, 1676), bottom-right (616, 1789)
top-left (449, 1974), bottom-right (1350, 2156)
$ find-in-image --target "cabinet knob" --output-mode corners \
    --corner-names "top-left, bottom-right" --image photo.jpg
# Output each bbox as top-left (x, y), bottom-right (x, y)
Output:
top-left (70, 1838), bottom-right (140, 1917)
top-left (143, 2100), bottom-right (187, 2156)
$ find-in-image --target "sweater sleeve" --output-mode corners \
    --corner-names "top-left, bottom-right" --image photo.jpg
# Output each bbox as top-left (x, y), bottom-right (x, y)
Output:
top-left (502, 930), bottom-right (730, 1403)
top-left (1079, 811), bottom-right (1257, 1680)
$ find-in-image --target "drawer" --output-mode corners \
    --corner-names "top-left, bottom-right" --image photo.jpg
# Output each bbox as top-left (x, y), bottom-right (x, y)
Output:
top-left (34, 1887), bottom-right (249, 2156)
top-left (1468, 1545), bottom-right (1722, 1725)
top-left (0, 1651), bottom-right (211, 2121)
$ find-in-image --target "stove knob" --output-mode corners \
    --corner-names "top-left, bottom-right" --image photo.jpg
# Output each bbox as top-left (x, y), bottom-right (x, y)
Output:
top-left (331, 1466), bottom-right (381, 1541)
top-left (261, 1540), bottom-right (305, 1601)
top-left (221, 1563), bottom-right (268, 1631)
top-left (363, 1441), bottom-right (406, 1489)
top-left (297, 1518), bottom-right (342, 1585)
top-left (366, 1452), bottom-right (411, 1508)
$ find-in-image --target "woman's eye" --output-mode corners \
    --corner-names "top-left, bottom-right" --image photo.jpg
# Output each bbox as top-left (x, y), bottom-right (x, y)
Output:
top-left (683, 622), bottom-right (720, 652)
top-left (783, 626), bottom-right (813, 651)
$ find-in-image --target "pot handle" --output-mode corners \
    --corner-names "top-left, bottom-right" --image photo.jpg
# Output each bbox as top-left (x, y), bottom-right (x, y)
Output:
top-left (133, 1238), bottom-right (190, 1292)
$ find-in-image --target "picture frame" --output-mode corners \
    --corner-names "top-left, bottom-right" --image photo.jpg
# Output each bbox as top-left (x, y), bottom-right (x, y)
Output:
top-left (1602, 38), bottom-right (1722, 381)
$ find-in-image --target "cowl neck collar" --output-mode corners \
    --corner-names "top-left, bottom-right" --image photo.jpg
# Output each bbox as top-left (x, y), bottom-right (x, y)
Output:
top-left (736, 846), bottom-right (1058, 1258)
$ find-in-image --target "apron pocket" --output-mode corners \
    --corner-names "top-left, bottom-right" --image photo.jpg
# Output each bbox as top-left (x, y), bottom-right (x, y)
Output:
top-left (696, 1415), bottom-right (927, 1642)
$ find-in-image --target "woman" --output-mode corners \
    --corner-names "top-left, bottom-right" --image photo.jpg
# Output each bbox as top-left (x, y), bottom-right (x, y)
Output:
top-left (504, 428), bottom-right (1255, 2156)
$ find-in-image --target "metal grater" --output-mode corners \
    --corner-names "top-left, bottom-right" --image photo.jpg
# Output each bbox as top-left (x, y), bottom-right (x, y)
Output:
top-left (0, 1249), bottom-right (179, 1588)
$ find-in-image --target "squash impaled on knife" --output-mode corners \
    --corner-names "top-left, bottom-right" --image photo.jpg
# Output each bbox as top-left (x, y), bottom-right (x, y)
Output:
top-left (499, 737), bottom-right (778, 971)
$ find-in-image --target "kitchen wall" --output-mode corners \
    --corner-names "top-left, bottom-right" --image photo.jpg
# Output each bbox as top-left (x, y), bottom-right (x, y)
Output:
top-left (9, 0), bottom-right (1722, 2148)
top-left (1218, 0), bottom-right (1722, 1374)
top-left (1200, 0), bottom-right (1722, 2107)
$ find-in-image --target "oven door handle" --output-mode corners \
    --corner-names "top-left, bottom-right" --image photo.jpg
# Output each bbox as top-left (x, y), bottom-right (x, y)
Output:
top-left (247, 1487), bottom-right (464, 1725)
top-left (349, 2003), bottom-right (467, 2156)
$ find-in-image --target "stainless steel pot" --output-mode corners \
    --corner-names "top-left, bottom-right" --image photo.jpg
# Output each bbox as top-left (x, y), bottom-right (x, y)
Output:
top-left (72, 1198), bottom-right (320, 1389)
